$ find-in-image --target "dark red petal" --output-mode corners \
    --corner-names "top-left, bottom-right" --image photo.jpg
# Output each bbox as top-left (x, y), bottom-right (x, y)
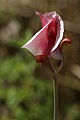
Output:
top-left (46, 18), bottom-right (57, 52)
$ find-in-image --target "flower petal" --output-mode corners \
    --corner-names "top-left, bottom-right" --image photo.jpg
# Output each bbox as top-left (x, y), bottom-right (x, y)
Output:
top-left (22, 20), bottom-right (52, 56)
top-left (36, 11), bottom-right (56, 27)
top-left (50, 47), bottom-right (62, 60)
top-left (46, 18), bottom-right (57, 52)
top-left (36, 12), bottom-right (64, 58)
top-left (51, 14), bottom-right (64, 52)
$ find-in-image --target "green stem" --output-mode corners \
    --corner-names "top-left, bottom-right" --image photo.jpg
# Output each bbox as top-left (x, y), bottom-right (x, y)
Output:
top-left (53, 75), bottom-right (58, 120)
top-left (43, 59), bottom-right (58, 120)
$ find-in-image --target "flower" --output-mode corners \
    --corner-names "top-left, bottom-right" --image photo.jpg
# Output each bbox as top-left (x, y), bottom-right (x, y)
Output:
top-left (22, 11), bottom-right (71, 73)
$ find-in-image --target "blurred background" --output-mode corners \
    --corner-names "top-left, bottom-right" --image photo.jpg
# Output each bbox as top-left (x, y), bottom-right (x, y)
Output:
top-left (0, 0), bottom-right (80, 120)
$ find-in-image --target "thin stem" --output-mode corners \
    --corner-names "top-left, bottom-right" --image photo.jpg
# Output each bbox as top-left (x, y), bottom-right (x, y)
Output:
top-left (53, 75), bottom-right (58, 120)
top-left (42, 59), bottom-right (58, 120)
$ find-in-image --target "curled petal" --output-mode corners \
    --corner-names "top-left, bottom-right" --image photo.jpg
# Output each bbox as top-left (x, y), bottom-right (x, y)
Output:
top-left (51, 14), bottom-right (64, 52)
top-left (60, 38), bottom-right (71, 49)
top-left (22, 16), bottom-right (59, 57)
top-left (22, 20), bottom-right (52, 56)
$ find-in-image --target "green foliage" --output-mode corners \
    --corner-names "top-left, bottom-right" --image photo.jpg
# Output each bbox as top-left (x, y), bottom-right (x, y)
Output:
top-left (0, 29), bottom-right (53, 120)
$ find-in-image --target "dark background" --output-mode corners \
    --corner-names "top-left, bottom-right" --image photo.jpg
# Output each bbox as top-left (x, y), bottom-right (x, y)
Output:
top-left (0, 0), bottom-right (80, 120)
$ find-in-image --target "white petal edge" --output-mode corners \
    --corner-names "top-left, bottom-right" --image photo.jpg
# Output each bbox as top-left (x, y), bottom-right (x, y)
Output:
top-left (51, 14), bottom-right (64, 52)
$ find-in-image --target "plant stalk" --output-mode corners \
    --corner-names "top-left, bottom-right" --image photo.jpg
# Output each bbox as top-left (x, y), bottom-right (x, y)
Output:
top-left (53, 75), bottom-right (58, 120)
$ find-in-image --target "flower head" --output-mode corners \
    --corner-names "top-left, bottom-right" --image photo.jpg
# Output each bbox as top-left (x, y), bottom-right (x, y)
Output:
top-left (22, 11), bottom-right (71, 73)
